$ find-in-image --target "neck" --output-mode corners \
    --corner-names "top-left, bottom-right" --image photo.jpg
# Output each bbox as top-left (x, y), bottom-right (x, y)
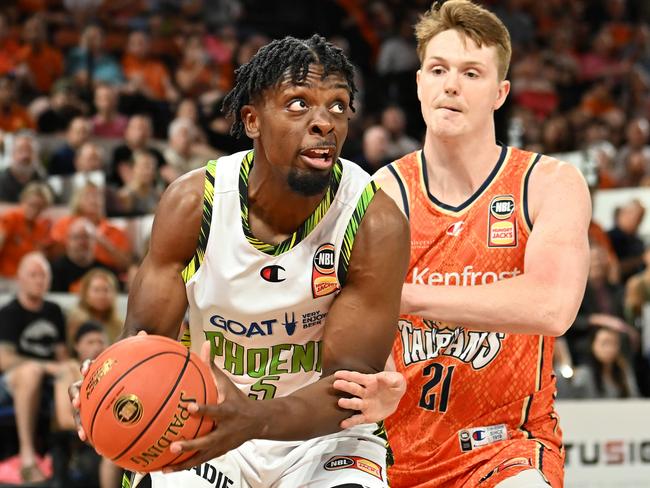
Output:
top-left (248, 159), bottom-right (327, 240)
top-left (17, 291), bottom-right (43, 311)
top-left (422, 130), bottom-right (502, 206)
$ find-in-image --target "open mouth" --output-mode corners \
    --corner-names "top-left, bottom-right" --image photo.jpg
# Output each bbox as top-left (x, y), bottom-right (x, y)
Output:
top-left (300, 146), bottom-right (336, 169)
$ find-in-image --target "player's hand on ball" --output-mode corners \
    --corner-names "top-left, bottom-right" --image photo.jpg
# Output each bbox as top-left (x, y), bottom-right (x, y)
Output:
top-left (333, 370), bottom-right (407, 429)
top-left (163, 341), bottom-right (260, 472)
top-left (68, 330), bottom-right (148, 443)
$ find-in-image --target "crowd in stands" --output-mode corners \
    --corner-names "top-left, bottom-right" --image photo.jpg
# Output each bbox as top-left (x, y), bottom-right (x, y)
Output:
top-left (0, 0), bottom-right (649, 486)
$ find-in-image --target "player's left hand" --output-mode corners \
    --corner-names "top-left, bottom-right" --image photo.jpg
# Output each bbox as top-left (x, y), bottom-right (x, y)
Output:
top-left (333, 370), bottom-right (406, 429)
top-left (163, 342), bottom-right (262, 472)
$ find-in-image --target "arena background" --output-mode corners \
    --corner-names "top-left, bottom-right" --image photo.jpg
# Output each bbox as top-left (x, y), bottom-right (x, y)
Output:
top-left (0, 0), bottom-right (649, 486)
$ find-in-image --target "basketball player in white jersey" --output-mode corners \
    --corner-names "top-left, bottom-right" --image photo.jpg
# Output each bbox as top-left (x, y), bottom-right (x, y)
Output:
top-left (72, 35), bottom-right (409, 488)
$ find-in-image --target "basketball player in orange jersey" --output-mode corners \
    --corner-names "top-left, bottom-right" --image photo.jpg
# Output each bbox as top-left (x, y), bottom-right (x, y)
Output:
top-left (333, 1), bottom-right (591, 487)
top-left (72, 35), bottom-right (410, 488)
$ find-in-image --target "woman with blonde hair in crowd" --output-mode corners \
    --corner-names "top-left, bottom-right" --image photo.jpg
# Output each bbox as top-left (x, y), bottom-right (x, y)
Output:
top-left (66, 268), bottom-right (123, 346)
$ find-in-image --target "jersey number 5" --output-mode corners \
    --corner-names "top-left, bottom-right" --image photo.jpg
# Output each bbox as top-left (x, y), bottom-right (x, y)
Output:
top-left (419, 364), bottom-right (455, 412)
top-left (248, 375), bottom-right (280, 400)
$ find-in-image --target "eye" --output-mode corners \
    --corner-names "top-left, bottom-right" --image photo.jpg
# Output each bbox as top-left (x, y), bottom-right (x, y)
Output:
top-left (287, 99), bottom-right (308, 111)
top-left (431, 66), bottom-right (446, 75)
top-left (330, 101), bottom-right (346, 114)
top-left (465, 70), bottom-right (480, 79)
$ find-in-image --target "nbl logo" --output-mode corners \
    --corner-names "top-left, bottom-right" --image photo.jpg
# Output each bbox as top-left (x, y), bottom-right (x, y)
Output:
top-left (312, 243), bottom-right (338, 298)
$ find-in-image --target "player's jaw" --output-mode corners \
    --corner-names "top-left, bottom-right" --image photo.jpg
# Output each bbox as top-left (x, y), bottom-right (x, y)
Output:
top-left (288, 142), bottom-right (337, 196)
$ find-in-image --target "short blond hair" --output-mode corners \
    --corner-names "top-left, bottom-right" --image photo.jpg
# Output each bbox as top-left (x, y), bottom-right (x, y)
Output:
top-left (415, 0), bottom-right (512, 80)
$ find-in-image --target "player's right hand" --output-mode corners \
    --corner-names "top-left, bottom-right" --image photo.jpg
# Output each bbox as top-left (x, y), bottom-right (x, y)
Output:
top-left (333, 370), bottom-right (407, 429)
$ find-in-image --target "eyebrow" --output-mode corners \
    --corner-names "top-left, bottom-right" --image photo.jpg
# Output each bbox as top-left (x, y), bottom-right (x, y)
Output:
top-left (425, 56), bottom-right (488, 69)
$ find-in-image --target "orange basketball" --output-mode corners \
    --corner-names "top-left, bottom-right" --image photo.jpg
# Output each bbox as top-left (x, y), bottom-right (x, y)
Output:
top-left (79, 335), bottom-right (218, 472)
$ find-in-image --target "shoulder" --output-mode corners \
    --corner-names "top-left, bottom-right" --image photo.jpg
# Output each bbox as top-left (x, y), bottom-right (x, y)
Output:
top-left (42, 300), bottom-right (64, 315)
top-left (359, 189), bottom-right (410, 246)
top-left (527, 154), bottom-right (591, 223)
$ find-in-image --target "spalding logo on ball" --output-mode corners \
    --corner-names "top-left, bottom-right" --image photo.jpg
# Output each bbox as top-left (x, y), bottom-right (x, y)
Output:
top-left (79, 335), bottom-right (218, 472)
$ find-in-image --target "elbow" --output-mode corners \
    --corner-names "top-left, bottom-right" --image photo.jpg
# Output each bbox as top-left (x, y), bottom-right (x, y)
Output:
top-left (537, 304), bottom-right (577, 337)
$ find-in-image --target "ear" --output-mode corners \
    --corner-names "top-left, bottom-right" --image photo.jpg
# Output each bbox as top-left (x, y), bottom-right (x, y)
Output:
top-left (416, 69), bottom-right (422, 102)
top-left (241, 105), bottom-right (260, 139)
top-left (493, 79), bottom-right (510, 111)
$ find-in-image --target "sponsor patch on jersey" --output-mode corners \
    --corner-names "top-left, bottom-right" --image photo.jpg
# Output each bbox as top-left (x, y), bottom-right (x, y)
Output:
top-left (323, 456), bottom-right (383, 480)
top-left (488, 195), bottom-right (517, 248)
top-left (260, 265), bottom-right (285, 282)
top-left (312, 243), bottom-right (339, 298)
top-left (458, 424), bottom-right (508, 452)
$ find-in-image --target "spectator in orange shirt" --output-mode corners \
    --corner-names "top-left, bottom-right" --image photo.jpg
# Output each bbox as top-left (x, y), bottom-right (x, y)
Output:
top-left (0, 74), bottom-right (34, 132)
top-left (0, 13), bottom-right (20, 76)
top-left (15, 15), bottom-right (64, 95)
top-left (50, 182), bottom-right (132, 272)
top-left (122, 31), bottom-right (178, 103)
top-left (0, 182), bottom-right (53, 279)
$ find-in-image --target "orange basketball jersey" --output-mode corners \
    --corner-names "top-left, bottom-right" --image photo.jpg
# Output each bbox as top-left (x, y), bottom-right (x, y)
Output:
top-left (384, 146), bottom-right (564, 488)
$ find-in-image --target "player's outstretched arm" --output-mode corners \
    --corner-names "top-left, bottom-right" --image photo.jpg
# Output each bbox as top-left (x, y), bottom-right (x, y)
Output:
top-left (163, 190), bottom-right (410, 470)
top-left (402, 157), bottom-right (591, 336)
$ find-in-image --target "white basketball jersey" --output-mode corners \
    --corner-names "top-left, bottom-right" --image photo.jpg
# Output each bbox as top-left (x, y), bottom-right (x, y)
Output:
top-left (182, 150), bottom-right (377, 399)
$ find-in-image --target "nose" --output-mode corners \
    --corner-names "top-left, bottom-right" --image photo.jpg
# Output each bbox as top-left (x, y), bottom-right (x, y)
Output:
top-left (443, 70), bottom-right (460, 96)
top-left (309, 108), bottom-right (334, 136)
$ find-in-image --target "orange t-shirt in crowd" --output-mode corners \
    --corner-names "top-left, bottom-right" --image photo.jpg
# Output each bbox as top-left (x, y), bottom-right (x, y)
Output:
top-left (16, 44), bottom-right (64, 94)
top-left (122, 54), bottom-right (170, 100)
top-left (0, 207), bottom-right (51, 277)
top-left (0, 38), bottom-right (21, 75)
top-left (384, 147), bottom-right (564, 488)
top-left (0, 104), bottom-right (35, 132)
top-left (51, 215), bottom-right (131, 270)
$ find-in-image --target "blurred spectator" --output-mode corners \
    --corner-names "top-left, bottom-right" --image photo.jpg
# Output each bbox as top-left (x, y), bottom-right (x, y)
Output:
top-left (48, 116), bottom-right (92, 176)
top-left (49, 217), bottom-right (112, 293)
top-left (615, 117), bottom-right (650, 185)
top-left (66, 24), bottom-right (123, 88)
top-left (175, 34), bottom-right (225, 100)
top-left (0, 13), bottom-right (20, 76)
top-left (51, 182), bottom-right (132, 272)
top-left (52, 319), bottom-right (120, 488)
top-left (624, 246), bottom-right (650, 326)
top-left (66, 268), bottom-right (122, 346)
top-left (109, 114), bottom-right (166, 186)
top-left (122, 31), bottom-right (179, 104)
top-left (380, 105), bottom-right (419, 160)
top-left (110, 150), bottom-right (162, 216)
top-left (0, 132), bottom-right (44, 202)
top-left (0, 183), bottom-right (53, 280)
top-left (15, 15), bottom-right (64, 95)
top-left (568, 327), bottom-right (640, 399)
top-left (49, 141), bottom-right (106, 204)
top-left (0, 75), bottom-right (35, 133)
top-left (0, 252), bottom-right (67, 483)
top-left (91, 83), bottom-right (127, 138)
top-left (608, 199), bottom-right (646, 282)
top-left (357, 125), bottom-right (391, 175)
top-left (34, 79), bottom-right (88, 134)
top-left (567, 242), bottom-right (637, 364)
top-left (162, 117), bottom-right (215, 183)
top-left (376, 18), bottom-right (419, 76)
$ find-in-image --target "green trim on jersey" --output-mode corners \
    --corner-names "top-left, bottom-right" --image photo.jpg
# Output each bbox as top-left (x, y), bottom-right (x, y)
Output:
top-left (337, 181), bottom-right (378, 285)
top-left (181, 160), bottom-right (217, 283)
top-left (180, 328), bottom-right (192, 349)
top-left (239, 150), bottom-right (343, 255)
top-left (374, 420), bottom-right (394, 467)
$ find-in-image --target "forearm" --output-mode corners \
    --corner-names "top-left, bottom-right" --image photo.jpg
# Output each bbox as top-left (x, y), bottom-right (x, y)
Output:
top-left (251, 375), bottom-right (347, 441)
top-left (402, 273), bottom-right (584, 336)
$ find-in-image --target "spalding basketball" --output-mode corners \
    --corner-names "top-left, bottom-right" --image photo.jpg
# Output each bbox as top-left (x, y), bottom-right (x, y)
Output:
top-left (79, 335), bottom-right (218, 472)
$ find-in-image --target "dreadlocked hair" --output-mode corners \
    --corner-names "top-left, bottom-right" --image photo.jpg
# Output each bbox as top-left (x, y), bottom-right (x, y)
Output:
top-left (222, 34), bottom-right (357, 139)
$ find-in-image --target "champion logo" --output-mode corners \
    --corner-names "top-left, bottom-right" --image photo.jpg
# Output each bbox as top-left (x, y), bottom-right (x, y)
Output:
top-left (446, 221), bottom-right (464, 237)
top-left (260, 265), bottom-right (285, 283)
